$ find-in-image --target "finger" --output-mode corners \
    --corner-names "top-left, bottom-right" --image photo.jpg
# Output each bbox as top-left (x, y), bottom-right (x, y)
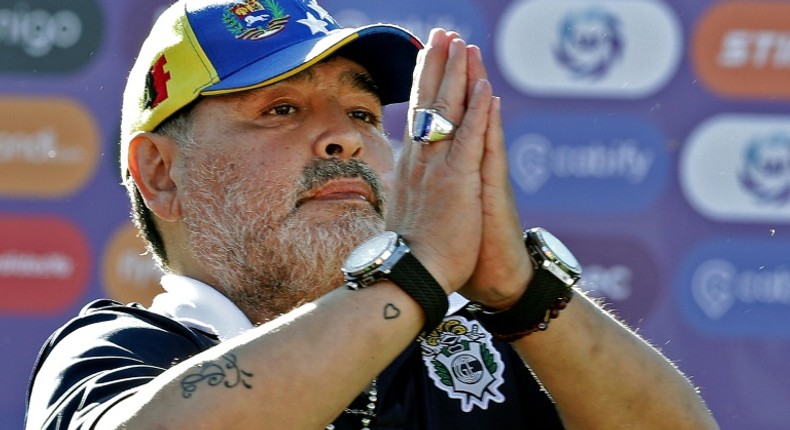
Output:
top-left (484, 96), bottom-right (507, 179)
top-left (411, 31), bottom-right (467, 117)
top-left (446, 78), bottom-right (492, 170)
top-left (406, 30), bottom-right (452, 151)
top-left (484, 96), bottom-right (521, 229)
top-left (406, 31), bottom-right (467, 158)
top-left (407, 38), bottom-right (469, 153)
top-left (409, 28), bottom-right (454, 111)
top-left (430, 38), bottom-right (469, 125)
top-left (466, 45), bottom-right (488, 106)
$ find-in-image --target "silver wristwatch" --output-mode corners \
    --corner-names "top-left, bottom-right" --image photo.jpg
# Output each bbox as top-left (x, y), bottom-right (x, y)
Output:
top-left (525, 226), bottom-right (582, 287)
top-left (342, 231), bottom-right (410, 290)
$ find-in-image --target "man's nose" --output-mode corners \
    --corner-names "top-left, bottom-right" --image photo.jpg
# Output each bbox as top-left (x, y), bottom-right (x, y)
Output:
top-left (312, 108), bottom-right (365, 160)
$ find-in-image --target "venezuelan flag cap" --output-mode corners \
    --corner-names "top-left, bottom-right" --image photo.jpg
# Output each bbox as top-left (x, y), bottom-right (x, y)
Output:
top-left (120, 0), bottom-right (422, 176)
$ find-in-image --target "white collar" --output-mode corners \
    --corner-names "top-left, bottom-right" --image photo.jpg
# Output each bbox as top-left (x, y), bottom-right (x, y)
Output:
top-left (149, 274), bottom-right (468, 341)
top-left (149, 274), bottom-right (254, 341)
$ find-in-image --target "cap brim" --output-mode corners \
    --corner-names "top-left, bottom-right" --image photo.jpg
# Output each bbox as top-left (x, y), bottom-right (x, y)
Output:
top-left (202, 24), bottom-right (422, 105)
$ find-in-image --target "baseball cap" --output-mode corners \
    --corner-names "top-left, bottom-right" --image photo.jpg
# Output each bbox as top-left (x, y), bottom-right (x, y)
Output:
top-left (120, 0), bottom-right (423, 176)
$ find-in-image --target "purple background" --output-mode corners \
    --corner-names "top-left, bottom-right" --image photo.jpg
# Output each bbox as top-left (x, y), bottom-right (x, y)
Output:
top-left (2, 0), bottom-right (789, 428)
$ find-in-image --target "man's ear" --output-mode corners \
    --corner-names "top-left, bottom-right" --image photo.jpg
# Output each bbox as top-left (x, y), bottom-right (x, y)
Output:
top-left (127, 132), bottom-right (181, 221)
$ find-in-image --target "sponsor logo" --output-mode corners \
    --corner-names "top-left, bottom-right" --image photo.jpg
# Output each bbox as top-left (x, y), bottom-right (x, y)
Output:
top-left (739, 133), bottom-right (790, 205)
top-left (681, 114), bottom-right (790, 222)
top-left (692, 2), bottom-right (790, 100)
top-left (0, 216), bottom-right (90, 314)
top-left (0, 0), bottom-right (103, 73)
top-left (505, 112), bottom-right (669, 213)
top-left (554, 7), bottom-right (624, 80)
top-left (678, 237), bottom-right (790, 337)
top-left (222, 0), bottom-right (291, 41)
top-left (495, 0), bottom-right (681, 98)
top-left (102, 224), bottom-right (164, 307)
top-left (421, 316), bottom-right (505, 412)
top-left (0, 98), bottom-right (99, 198)
top-left (572, 235), bottom-right (660, 324)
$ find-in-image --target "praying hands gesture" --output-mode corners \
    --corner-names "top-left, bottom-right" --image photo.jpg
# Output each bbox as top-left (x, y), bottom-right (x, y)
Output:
top-left (394, 28), bottom-right (720, 430)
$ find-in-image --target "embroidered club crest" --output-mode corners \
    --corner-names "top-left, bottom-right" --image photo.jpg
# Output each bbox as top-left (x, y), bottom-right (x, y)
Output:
top-left (222, 0), bottom-right (290, 41)
top-left (421, 316), bottom-right (506, 412)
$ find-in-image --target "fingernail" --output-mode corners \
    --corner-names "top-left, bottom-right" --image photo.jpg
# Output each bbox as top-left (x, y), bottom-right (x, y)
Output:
top-left (468, 45), bottom-right (482, 61)
top-left (474, 79), bottom-right (489, 94)
top-left (449, 38), bottom-right (459, 57)
top-left (428, 28), bottom-right (443, 46)
top-left (449, 38), bottom-right (466, 57)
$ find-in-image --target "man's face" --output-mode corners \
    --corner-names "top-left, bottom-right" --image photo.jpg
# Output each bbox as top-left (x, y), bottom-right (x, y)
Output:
top-left (176, 57), bottom-right (394, 322)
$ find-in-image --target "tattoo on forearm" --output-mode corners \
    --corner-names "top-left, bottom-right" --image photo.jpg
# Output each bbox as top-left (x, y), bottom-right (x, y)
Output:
top-left (384, 303), bottom-right (401, 319)
top-left (180, 353), bottom-right (253, 399)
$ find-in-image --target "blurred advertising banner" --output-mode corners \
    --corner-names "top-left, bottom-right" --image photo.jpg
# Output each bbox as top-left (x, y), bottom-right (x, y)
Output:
top-left (3, 0), bottom-right (790, 428)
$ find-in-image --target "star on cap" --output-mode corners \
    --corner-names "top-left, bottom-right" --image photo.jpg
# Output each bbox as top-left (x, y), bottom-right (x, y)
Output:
top-left (297, 11), bottom-right (329, 34)
top-left (307, 0), bottom-right (335, 24)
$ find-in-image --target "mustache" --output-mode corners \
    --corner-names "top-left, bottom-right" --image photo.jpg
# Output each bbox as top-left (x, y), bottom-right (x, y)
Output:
top-left (296, 158), bottom-right (386, 214)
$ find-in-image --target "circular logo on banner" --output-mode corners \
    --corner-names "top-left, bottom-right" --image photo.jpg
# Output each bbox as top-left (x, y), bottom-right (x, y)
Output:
top-left (681, 114), bottom-right (790, 223)
top-left (495, 0), bottom-right (681, 98)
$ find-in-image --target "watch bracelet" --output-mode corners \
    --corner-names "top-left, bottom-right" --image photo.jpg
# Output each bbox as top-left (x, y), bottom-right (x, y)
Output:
top-left (469, 270), bottom-right (574, 342)
top-left (388, 251), bottom-right (449, 339)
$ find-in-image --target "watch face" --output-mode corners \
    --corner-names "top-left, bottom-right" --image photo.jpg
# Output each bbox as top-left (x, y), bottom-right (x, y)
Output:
top-left (344, 231), bottom-right (399, 274)
top-left (536, 229), bottom-right (582, 274)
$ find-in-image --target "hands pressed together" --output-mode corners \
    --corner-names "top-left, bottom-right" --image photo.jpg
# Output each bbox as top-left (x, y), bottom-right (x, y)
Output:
top-left (387, 28), bottom-right (532, 310)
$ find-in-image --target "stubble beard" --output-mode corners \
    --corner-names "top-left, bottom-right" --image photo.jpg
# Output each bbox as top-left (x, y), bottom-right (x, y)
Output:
top-left (180, 157), bottom-right (386, 324)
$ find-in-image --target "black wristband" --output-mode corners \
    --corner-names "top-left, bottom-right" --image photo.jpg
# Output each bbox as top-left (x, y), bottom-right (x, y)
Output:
top-left (389, 251), bottom-right (449, 339)
top-left (468, 270), bottom-right (574, 342)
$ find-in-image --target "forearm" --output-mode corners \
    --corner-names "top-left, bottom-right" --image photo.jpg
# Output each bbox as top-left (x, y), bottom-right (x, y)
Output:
top-left (96, 282), bottom-right (423, 430)
top-left (512, 291), bottom-right (719, 430)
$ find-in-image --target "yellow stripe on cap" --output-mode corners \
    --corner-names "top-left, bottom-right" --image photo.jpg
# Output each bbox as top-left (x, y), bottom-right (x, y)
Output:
top-left (138, 12), bottom-right (219, 133)
top-left (120, 5), bottom-right (219, 175)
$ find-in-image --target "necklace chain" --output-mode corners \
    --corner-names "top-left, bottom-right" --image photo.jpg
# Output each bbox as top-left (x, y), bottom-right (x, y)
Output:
top-left (326, 378), bottom-right (378, 430)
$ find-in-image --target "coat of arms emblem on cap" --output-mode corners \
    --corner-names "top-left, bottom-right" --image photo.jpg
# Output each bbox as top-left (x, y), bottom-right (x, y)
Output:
top-left (222, 0), bottom-right (291, 41)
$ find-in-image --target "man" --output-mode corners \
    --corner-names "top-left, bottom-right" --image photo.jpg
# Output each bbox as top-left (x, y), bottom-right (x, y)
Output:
top-left (25, 0), bottom-right (719, 429)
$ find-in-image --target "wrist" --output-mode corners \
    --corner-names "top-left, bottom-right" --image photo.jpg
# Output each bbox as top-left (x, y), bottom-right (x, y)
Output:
top-left (468, 227), bottom-right (581, 342)
top-left (404, 240), bottom-right (457, 296)
top-left (342, 231), bottom-right (449, 339)
top-left (476, 263), bottom-right (535, 311)
top-left (468, 275), bottom-right (574, 341)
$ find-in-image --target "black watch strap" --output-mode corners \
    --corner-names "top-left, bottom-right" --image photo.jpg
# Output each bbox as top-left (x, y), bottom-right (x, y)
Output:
top-left (388, 251), bottom-right (448, 338)
top-left (469, 270), bottom-right (574, 342)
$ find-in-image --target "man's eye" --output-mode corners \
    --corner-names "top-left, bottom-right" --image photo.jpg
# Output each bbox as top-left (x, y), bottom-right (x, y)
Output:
top-left (349, 110), bottom-right (379, 125)
top-left (268, 105), bottom-right (297, 115)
